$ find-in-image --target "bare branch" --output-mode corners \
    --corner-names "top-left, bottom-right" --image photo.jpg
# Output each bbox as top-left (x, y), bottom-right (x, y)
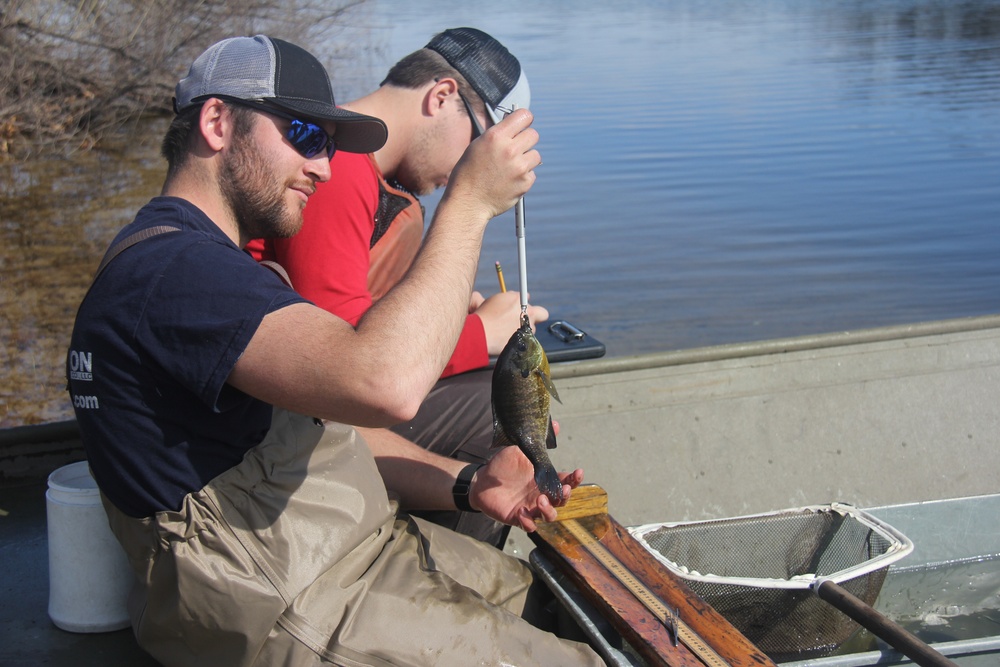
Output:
top-left (0, 0), bottom-right (370, 160)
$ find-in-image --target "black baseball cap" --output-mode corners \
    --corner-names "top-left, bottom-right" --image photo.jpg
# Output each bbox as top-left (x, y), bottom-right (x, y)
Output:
top-left (425, 28), bottom-right (530, 124)
top-left (174, 35), bottom-right (387, 154)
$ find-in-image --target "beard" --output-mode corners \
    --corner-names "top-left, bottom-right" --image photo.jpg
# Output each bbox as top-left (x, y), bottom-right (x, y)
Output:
top-left (394, 124), bottom-right (442, 197)
top-left (219, 137), bottom-right (301, 240)
top-left (393, 163), bottom-right (435, 197)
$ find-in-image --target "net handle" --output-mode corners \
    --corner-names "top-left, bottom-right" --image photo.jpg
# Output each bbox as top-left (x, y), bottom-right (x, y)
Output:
top-left (813, 579), bottom-right (959, 667)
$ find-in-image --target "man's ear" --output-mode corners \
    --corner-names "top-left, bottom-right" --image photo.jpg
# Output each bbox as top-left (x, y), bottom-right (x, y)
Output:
top-left (425, 77), bottom-right (459, 117)
top-left (199, 98), bottom-right (230, 152)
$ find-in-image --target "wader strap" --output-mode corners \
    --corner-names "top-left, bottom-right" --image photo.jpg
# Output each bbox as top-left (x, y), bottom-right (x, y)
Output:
top-left (94, 227), bottom-right (294, 290)
top-left (258, 260), bottom-right (293, 288)
top-left (91, 225), bottom-right (181, 285)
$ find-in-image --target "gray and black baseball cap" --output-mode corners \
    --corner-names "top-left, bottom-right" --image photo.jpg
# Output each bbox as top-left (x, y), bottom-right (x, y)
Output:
top-left (174, 35), bottom-right (387, 154)
top-left (425, 28), bottom-right (530, 124)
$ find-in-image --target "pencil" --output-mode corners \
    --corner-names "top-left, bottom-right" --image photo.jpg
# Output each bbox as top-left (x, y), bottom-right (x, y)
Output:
top-left (495, 261), bottom-right (507, 293)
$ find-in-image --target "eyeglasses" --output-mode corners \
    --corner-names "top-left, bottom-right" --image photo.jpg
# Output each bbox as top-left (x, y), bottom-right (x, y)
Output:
top-left (458, 92), bottom-right (486, 141)
top-left (230, 100), bottom-right (336, 160)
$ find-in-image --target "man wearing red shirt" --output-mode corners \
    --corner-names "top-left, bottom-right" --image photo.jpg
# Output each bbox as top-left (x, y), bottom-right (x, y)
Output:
top-left (248, 28), bottom-right (547, 548)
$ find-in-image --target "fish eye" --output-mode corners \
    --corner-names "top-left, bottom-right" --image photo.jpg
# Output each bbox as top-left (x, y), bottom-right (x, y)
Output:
top-left (517, 341), bottom-right (526, 352)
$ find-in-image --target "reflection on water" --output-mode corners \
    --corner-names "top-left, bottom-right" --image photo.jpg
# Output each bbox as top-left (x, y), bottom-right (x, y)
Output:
top-left (833, 557), bottom-right (1000, 655)
top-left (883, 558), bottom-right (1000, 643)
top-left (4, 0), bottom-right (1000, 427)
top-left (0, 119), bottom-right (167, 427)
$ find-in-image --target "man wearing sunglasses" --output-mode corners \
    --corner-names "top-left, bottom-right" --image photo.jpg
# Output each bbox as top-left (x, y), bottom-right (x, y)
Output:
top-left (248, 28), bottom-right (545, 551)
top-left (67, 35), bottom-right (600, 667)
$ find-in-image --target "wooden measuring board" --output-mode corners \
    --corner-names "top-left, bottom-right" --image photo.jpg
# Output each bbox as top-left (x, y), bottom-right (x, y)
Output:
top-left (530, 485), bottom-right (776, 667)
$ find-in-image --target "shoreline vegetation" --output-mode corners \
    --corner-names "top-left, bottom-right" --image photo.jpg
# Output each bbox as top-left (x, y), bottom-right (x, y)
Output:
top-left (0, 0), bottom-right (369, 161)
top-left (1, 0), bottom-right (372, 428)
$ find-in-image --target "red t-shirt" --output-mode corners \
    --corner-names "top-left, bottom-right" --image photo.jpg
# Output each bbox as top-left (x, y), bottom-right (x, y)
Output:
top-left (246, 152), bottom-right (487, 378)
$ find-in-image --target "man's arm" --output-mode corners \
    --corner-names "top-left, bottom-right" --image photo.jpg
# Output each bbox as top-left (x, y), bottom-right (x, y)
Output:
top-left (359, 426), bottom-right (584, 533)
top-left (229, 110), bottom-right (540, 426)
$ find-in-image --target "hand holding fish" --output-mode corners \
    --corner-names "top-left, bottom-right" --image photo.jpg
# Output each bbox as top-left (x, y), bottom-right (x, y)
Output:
top-left (468, 446), bottom-right (584, 532)
top-left (362, 424), bottom-right (578, 526)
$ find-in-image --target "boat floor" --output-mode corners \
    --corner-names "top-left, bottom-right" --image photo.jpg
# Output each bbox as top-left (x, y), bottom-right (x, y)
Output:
top-left (9, 475), bottom-right (999, 667)
top-left (0, 480), bottom-right (159, 666)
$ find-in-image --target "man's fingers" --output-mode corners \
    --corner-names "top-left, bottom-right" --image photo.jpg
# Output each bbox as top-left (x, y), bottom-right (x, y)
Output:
top-left (493, 107), bottom-right (533, 136)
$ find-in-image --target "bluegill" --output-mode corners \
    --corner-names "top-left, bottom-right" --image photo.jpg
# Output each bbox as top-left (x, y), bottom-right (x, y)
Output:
top-left (491, 314), bottom-right (564, 503)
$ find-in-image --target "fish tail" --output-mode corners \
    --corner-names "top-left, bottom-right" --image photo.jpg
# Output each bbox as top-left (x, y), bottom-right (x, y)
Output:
top-left (534, 464), bottom-right (564, 504)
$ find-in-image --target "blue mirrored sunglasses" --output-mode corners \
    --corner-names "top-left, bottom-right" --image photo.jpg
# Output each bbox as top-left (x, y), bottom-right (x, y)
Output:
top-left (230, 100), bottom-right (336, 160)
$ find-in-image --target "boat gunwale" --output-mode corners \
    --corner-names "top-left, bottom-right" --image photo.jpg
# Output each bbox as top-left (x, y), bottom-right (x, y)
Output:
top-left (550, 313), bottom-right (1000, 380)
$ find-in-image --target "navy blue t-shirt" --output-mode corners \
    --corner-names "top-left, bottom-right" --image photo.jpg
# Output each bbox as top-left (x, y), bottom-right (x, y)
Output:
top-left (66, 197), bottom-right (307, 517)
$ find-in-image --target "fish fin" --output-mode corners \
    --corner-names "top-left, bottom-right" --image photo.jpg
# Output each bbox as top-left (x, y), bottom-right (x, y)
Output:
top-left (535, 369), bottom-right (562, 404)
top-left (492, 418), bottom-right (516, 449)
top-left (535, 464), bottom-right (564, 504)
top-left (490, 402), bottom-right (503, 448)
top-left (546, 416), bottom-right (557, 450)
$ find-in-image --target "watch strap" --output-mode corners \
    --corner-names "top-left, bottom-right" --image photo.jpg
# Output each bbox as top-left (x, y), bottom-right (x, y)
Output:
top-left (452, 462), bottom-right (484, 513)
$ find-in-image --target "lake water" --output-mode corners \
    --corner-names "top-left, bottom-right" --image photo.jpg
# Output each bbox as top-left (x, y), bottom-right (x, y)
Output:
top-left (3, 0), bottom-right (1000, 427)
top-left (834, 556), bottom-right (1000, 654)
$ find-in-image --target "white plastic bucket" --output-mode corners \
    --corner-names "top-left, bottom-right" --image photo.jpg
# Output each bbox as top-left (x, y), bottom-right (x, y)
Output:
top-left (46, 461), bottom-right (131, 632)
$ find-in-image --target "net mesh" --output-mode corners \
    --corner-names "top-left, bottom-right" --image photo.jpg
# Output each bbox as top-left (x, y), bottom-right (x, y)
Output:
top-left (631, 504), bottom-right (911, 661)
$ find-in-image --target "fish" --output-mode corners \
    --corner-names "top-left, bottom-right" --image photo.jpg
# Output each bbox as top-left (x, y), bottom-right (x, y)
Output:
top-left (491, 313), bottom-right (564, 504)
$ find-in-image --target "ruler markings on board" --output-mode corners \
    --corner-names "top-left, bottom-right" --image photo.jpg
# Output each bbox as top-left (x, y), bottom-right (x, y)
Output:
top-left (563, 518), bottom-right (731, 667)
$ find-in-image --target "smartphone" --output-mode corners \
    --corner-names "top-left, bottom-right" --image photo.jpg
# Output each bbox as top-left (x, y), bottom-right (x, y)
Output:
top-left (537, 319), bottom-right (606, 363)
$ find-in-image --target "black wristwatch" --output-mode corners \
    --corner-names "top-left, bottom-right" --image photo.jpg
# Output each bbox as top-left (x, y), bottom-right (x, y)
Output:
top-left (452, 463), bottom-right (484, 513)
